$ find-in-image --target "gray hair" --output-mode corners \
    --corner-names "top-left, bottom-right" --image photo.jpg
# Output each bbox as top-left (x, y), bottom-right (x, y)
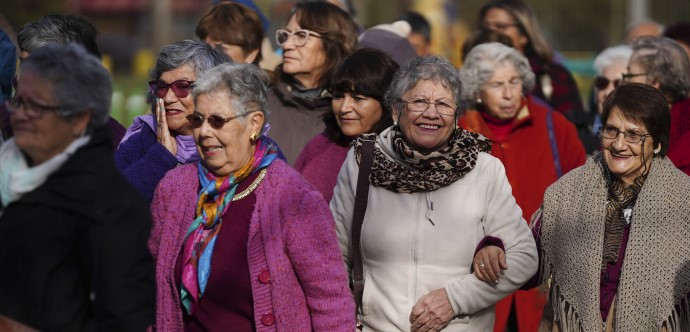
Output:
top-left (459, 42), bottom-right (535, 106)
top-left (17, 15), bottom-right (101, 58)
top-left (150, 39), bottom-right (230, 82)
top-left (631, 36), bottom-right (690, 102)
top-left (593, 45), bottom-right (633, 75)
top-left (192, 62), bottom-right (270, 127)
top-left (20, 43), bottom-right (111, 130)
top-left (384, 55), bottom-right (464, 118)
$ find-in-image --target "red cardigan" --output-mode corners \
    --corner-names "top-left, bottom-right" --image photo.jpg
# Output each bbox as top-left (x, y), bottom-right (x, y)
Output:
top-left (459, 96), bottom-right (586, 223)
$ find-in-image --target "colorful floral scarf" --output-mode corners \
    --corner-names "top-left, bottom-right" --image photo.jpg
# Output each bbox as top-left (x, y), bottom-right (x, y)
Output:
top-left (179, 136), bottom-right (279, 314)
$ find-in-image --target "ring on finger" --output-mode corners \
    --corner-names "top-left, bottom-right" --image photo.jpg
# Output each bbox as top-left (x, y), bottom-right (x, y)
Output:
top-left (480, 263), bottom-right (485, 268)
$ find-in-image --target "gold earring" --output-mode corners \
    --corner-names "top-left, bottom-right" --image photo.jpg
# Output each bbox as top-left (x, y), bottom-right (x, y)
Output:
top-left (250, 132), bottom-right (259, 142)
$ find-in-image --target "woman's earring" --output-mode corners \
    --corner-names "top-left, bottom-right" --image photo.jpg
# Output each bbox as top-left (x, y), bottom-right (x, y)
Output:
top-left (654, 147), bottom-right (661, 155)
top-left (476, 98), bottom-right (483, 104)
top-left (250, 132), bottom-right (259, 142)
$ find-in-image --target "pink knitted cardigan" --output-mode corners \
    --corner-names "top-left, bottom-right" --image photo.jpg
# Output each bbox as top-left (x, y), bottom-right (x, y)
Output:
top-left (149, 160), bottom-right (355, 331)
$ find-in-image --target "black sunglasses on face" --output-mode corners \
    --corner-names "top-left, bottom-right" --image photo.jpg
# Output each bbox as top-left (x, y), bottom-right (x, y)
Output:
top-left (148, 80), bottom-right (194, 99)
top-left (185, 111), bottom-right (256, 130)
top-left (593, 76), bottom-right (621, 90)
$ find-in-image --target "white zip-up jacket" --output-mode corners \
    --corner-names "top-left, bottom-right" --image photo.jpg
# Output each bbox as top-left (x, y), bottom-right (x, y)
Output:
top-left (330, 130), bottom-right (538, 332)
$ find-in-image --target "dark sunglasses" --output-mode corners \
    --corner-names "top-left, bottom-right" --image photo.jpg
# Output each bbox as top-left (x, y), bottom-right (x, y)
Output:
top-left (593, 76), bottom-right (621, 90)
top-left (185, 111), bottom-right (255, 130)
top-left (148, 80), bottom-right (194, 99)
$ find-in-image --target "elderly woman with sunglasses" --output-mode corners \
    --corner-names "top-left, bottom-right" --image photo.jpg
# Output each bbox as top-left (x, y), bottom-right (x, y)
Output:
top-left (477, 83), bottom-right (690, 331)
top-left (331, 55), bottom-right (537, 332)
top-left (625, 36), bottom-right (690, 175)
top-left (267, 1), bottom-right (358, 163)
top-left (458, 42), bottom-right (585, 332)
top-left (0, 44), bottom-right (154, 331)
top-left (115, 40), bottom-right (229, 202)
top-left (149, 62), bottom-right (354, 331)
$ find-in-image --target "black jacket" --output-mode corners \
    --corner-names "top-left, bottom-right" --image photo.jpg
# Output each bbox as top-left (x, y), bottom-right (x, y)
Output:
top-left (0, 126), bottom-right (155, 331)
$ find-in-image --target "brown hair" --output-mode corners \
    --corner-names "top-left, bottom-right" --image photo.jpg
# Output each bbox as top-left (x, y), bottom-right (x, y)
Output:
top-left (275, 1), bottom-right (358, 88)
top-left (196, 2), bottom-right (264, 63)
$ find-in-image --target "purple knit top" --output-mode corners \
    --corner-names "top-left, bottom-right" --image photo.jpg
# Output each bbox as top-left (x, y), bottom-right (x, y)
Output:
top-left (149, 160), bottom-right (355, 331)
top-left (294, 133), bottom-right (350, 203)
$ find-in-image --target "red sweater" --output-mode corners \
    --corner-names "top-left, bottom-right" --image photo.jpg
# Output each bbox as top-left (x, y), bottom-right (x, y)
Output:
top-left (460, 96), bottom-right (586, 223)
top-left (668, 98), bottom-right (690, 175)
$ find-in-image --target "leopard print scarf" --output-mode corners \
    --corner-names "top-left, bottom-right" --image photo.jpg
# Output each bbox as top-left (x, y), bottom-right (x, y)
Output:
top-left (353, 126), bottom-right (491, 193)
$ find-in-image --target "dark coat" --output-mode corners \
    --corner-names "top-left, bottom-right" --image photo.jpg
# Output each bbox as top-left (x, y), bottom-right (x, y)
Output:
top-left (0, 126), bottom-right (155, 331)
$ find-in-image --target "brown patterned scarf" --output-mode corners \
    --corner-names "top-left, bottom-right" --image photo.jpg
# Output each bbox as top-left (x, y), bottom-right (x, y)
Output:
top-left (353, 126), bottom-right (491, 193)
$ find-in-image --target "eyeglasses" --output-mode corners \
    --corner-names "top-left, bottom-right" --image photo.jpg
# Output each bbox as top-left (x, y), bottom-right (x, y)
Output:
top-left (621, 72), bottom-right (648, 81)
top-left (398, 98), bottom-right (457, 116)
top-left (5, 97), bottom-right (71, 119)
top-left (275, 29), bottom-right (322, 47)
top-left (185, 111), bottom-right (256, 130)
top-left (481, 22), bottom-right (519, 32)
top-left (601, 125), bottom-right (651, 144)
top-left (148, 80), bottom-right (195, 99)
top-left (593, 76), bottom-right (621, 90)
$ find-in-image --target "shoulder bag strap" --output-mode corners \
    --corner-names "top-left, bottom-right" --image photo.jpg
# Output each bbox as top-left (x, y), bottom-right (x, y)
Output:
top-left (351, 138), bottom-right (374, 317)
top-left (546, 110), bottom-right (563, 178)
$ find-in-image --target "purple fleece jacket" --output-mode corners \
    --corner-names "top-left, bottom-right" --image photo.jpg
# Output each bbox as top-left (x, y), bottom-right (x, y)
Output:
top-left (294, 133), bottom-right (350, 203)
top-left (149, 160), bottom-right (355, 331)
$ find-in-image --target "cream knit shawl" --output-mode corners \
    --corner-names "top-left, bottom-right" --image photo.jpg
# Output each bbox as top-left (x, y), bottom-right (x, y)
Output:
top-left (539, 156), bottom-right (690, 331)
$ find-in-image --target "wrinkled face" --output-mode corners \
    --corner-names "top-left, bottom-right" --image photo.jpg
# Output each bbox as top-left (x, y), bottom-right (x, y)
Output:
top-left (193, 91), bottom-right (262, 177)
top-left (204, 37), bottom-right (258, 63)
top-left (158, 63), bottom-right (196, 135)
top-left (479, 62), bottom-right (523, 121)
top-left (602, 107), bottom-right (656, 185)
top-left (408, 33), bottom-right (430, 56)
top-left (394, 79), bottom-right (456, 152)
top-left (596, 62), bottom-right (627, 114)
top-left (11, 71), bottom-right (88, 166)
top-left (280, 14), bottom-right (327, 88)
top-left (482, 8), bottom-right (528, 53)
top-left (331, 92), bottom-right (383, 137)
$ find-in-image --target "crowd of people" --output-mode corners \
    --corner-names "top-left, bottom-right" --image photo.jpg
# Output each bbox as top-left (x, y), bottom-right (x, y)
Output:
top-left (0, 0), bottom-right (689, 331)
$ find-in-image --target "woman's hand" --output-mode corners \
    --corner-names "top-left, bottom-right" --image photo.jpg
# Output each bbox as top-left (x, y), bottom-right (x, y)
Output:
top-left (473, 245), bottom-right (507, 284)
top-left (156, 98), bottom-right (177, 156)
top-left (409, 288), bottom-right (454, 332)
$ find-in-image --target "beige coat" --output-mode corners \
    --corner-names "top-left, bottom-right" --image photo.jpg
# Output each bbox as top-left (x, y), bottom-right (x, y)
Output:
top-left (330, 131), bottom-right (538, 332)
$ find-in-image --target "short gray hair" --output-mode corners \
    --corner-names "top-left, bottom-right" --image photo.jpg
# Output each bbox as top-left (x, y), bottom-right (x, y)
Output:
top-left (150, 39), bottom-right (230, 82)
top-left (192, 62), bottom-right (270, 127)
top-left (631, 36), bottom-right (690, 103)
top-left (17, 15), bottom-right (101, 58)
top-left (21, 43), bottom-right (111, 130)
top-left (593, 45), bottom-right (633, 75)
top-left (384, 55), bottom-right (464, 118)
top-left (459, 42), bottom-right (535, 106)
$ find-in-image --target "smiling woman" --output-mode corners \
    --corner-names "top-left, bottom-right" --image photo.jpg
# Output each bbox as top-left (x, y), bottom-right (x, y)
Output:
top-left (114, 40), bottom-right (230, 202)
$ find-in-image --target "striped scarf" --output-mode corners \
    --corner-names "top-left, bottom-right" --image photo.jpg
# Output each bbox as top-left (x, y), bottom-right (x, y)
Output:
top-left (180, 136), bottom-right (279, 314)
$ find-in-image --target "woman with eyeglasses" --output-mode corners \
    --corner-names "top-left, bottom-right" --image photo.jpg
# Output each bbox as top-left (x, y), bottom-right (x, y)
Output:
top-left (330, 55), bottom-right (537, 331)
top-left (115, 40), bottom-right (229, 202)
top-left (458, 42), bottom-right (585, 332)
top-left (267, 1), bottom-right (358, 164)
top-left (476, 83), bottom-right (690, 331)
top-left (478, 1), bottom-right (583, 116)
top-left (626, 36), bottom-right (690, 175)
top-left (149, 62), bottom-right (354, 331)
top-left (0, 44), bottom-right (154, 331)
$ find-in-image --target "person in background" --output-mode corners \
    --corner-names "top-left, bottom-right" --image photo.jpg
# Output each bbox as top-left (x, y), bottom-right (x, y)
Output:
top-left (115, 40), bottom-right (230, 202)
top-left (2, 15), bottom-right (127, 151)
top-left (626, 36), bottom-right (690, 175)
top-left (150, 62), bottom-right (354, 331)
top-left (460, 27), bottom-right (513, 61)
top-left (295, 48), bottom-right (397, 202)
top-left (0, 29), bottom-right (15, 145)
top-left (267, 1), bottom-right (358, 163)
top-left (476, 83), bottom-right (690, 331)
top-left (398, 11), bottom-right (432, 56)
top-left (357, 21), bottom-right (417, 66)
top-left (625, 19), bottom-right (664, 44)
top-left (458, 42), bottom-right (586, 332)
top-left (478, 0), bottom-right (584, 116)
top-left (331, 55), bottom-right (538, 331)
top-left (663, 21), bottom-right (690, 58)
top-left (0, 43), bottom-right (154, 331)
top-left (196, 2), bottom-right (263, 65)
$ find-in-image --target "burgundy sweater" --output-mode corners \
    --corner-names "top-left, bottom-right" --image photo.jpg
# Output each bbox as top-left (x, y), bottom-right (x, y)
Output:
top-left (294, 133), bottom-right (350, 203)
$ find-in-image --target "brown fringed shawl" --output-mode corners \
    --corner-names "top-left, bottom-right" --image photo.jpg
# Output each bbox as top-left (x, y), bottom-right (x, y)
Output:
top-left (539, 155), bottom-right (690, 331)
